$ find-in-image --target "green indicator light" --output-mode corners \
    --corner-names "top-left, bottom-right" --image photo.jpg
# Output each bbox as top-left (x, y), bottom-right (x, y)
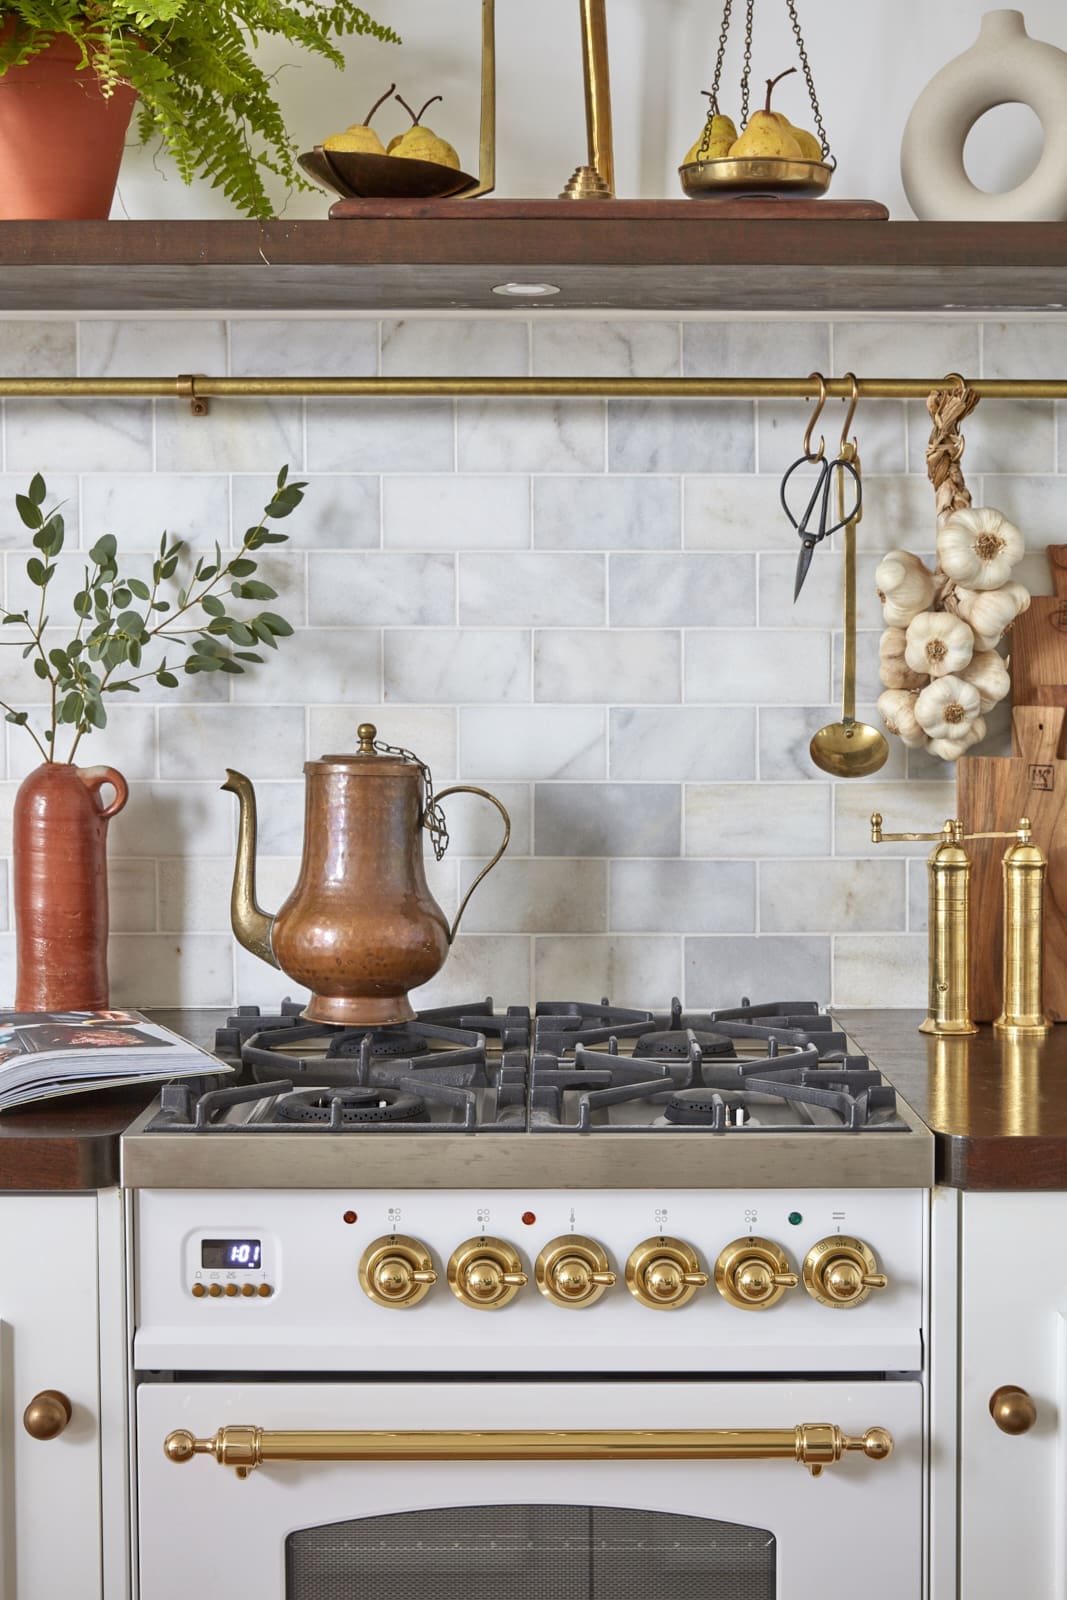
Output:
top-left (788, 1211), bottom-right (803, 1226)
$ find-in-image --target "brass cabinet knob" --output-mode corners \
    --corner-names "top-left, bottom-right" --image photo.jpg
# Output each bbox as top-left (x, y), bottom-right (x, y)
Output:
top-left (359, 1235), bottom-right (438, 1308)
top-left (803, 1236), bottom-right (888, 1308)
top-left (535, 1235), bottom-right (616, 1308)
top-left (448, 1236), bottom-right (528, 1310)
top-left (989, 1385), bottom-right (1037, 1435)
top-left (625, 1237), bottom-right (709, 1310)
top-left (715, 1236), bottom-right (799, 1311)
top-left (23, 1389), bottom-right (72, 1441)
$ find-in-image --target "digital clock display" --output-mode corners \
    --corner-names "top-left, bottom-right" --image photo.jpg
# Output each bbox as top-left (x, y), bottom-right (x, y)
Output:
top-left (201, 1239), bottom-right (262, 1271)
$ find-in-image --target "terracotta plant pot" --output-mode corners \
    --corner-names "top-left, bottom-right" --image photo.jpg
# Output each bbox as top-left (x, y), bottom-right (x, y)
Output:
top-left (13, 762), bottom-right (128, 1012)
top-left (0, 33), bottom-right (137, 219)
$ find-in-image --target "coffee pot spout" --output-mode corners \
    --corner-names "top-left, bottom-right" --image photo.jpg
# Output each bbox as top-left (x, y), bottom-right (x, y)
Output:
top-left (221, 769), bottom-right (279, 970)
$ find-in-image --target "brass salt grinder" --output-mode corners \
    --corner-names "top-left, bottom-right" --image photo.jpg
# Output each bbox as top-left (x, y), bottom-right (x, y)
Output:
top-left (870, 813), bottom-right (1050, 1037)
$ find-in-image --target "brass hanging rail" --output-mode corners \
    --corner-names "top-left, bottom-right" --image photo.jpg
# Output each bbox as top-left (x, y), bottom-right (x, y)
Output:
top-left (0, 374), bottom-right (1061, 402)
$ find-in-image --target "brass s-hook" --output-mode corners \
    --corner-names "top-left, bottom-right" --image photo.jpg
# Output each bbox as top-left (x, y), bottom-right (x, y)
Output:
top-left (803, 371), bottom-right (828, 461)
top-left (838, 371), bottom-right (859, 461)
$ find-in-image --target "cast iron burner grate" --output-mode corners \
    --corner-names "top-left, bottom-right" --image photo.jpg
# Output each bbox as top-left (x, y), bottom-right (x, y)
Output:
top-left (632, 1030), bottom-right (737, 1060)
top-left (273, 1087), bottom-right (431, 1125)
top-left (325, 1029), bottom-right (430, 1059)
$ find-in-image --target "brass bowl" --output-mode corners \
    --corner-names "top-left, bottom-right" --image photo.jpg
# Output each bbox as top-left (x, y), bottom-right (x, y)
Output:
top-left (679, 156), bottom-right (834, 199)
top-left (298, 146), bottom-right (480, 201)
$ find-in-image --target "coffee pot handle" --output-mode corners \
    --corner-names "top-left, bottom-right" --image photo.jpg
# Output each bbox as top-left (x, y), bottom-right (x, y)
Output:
top-left (434, 786), bottom-right (511, 944)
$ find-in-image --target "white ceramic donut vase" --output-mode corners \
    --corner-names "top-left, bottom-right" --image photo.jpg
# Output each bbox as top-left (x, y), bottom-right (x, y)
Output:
top-left (901, 9), bottom-right (1067, 221)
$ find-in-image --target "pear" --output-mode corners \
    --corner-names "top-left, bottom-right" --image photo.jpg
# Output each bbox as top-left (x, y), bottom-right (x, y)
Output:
top-left (683, 111), bottom-right (738, 164)
top-left (322, 83), bottom-right (395, 156)
top-left (787, 123), bottom-right (823, 162)
top-left (727, 68), bottom-right (803, 160)
top-left (388, 94), bottom-right (461, 170)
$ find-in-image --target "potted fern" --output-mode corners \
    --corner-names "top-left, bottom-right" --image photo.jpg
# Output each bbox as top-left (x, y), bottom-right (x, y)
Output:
top-left (0, 2), bottom-right (398, 219)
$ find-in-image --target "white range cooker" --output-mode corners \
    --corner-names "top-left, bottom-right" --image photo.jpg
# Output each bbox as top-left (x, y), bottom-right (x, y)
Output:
top-left (122, 997), bottom-right (934, 1600)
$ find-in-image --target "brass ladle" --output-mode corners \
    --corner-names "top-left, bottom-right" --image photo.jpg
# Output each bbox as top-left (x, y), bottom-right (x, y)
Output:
top-left (809, 385), bottom-right (889, 779)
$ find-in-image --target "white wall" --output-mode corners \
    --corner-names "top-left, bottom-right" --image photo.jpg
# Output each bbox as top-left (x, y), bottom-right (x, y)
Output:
top-left (112, 0), bottom-right (1063, 220)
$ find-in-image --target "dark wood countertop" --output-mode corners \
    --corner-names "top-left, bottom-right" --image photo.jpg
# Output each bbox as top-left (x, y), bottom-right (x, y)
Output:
top-left (838, 1009), bottom-right (1067, 1191)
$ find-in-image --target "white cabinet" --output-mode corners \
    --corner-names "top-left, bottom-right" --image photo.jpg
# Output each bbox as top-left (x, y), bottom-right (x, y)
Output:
top-left (958, 1191), bottom-right (1067, 1598)
top-left (0, 1194), bottom-right (112, 1599)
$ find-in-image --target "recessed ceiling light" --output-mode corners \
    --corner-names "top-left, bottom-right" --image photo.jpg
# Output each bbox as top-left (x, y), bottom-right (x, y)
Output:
top-left (491, 282), bottom-right (561, 297)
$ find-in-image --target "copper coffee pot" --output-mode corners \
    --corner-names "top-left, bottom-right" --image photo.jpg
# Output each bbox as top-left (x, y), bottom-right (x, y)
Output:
top-left (222, 723), bottom-right (510, 1027)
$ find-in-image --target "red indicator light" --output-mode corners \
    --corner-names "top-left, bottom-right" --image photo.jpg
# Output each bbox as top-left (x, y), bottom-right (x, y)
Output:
top-left (521, 1211), bottom-right (536, 1225)
top-left (343, 1211), bottom-right (358, 1225)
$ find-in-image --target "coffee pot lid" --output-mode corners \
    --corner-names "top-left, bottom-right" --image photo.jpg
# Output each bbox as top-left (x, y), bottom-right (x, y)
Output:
top-left (316, 723), bottom-right (420, 771)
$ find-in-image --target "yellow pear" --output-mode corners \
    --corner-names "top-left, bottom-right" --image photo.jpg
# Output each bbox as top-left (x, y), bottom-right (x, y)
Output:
top-left (787, 123), bottom-right (823, 161)
top-left (728, 68), bottom-right (803, 159)
top-left (389, 93), bottom-right (461, 169)
top-left (683, 112), bottom-right (737, 163)
top-left (322, 83), bottom-right (394, 156)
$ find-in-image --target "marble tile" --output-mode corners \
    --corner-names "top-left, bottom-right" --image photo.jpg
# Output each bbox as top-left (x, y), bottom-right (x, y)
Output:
top-left (608, 401), bottom-right (754, 474)
top-left (158, 706), bottom-right (305, 779)
top-left (106, 859), bottom-right (157, 934)
top-left (534, 935), bottom-right (681, 1007)
top-left (534, 320), bottom-right (680, 377)
top-left (79, 319), bottom-right (226, 377)
top-left (684, 321), bottom-right (829, 378)
top-left (308, 399), bottom-right (454, 473)
top-left (7, 706), bottom-right (158, 782)
top-left (81, 473), bottom-right (230, 553)
top-left (0, 321), bottom-right (76, 376)
top-left (847, 473), bottom-right (937, 554)
top-left (908, 399), bottom-right (1054, 475)
top-left (610, 552), bottom-right (755, 627)
top-left (0, 933), bottom-right (13, 1003)
top-left (833, 780), bottom-right (956, 857)
top-left (384, 629), bottom-right (529, 704)
top-left (233, 472), bottom-right (380, 550)
top-left (609, 706), bottom-right (755, 781)
top-left (235, 783), bottom-right (305, 857)
top-left (233, 627), bottom-right (380, 705)
top-left (758, 399), bottom-right (906, 475)
top-left (460, 707), bottom-right (604, 782)
top-left (107, 781), bottom-right (234, 857)
top-left (157, 399), bottom-right (303, 474)
top-left (310, 706), bottom-right (456, 780)
top-left (159, 856), bottom-right (236, 932)
top-left (684, 476), bottom-right (790, 552)
top-left (460, 553), bottom-right (603, 627)
top-left (534, 782), bottom-right (680, 857)
top-left (457, 857), bottom-right (606, 934)
top-left (685, 629), bottom-right (830, 705)
top-left (535, 630), bottom-right (680, 704)
top-left (833, 320), bottom-right (979, 381)
top-left (7, 399), bottom-right (152, 473)
top-left (384, 476), bottom-right (529, 550)
top-left (230, 319), bottom-right (377, 377)
top-left (457, 400), bottom-right (604, 473)
top-left (760, 858), bottom-right (906, 933)
top-left (412, 934), bottom-right (532, 1010)
top-left (685, 935), bottom-right (831, 1008)
top-left (759, 705), bottom-right (906, 782)
top-left (108, 933), bottom-right (234, 1007)
top-left (309, 552), bottom-right (454, 627)
top-left (234, 944), bottom-right (307, 1009)
top-left (382, 319), bottom-right (528, 376)
top-left (686, 783), bottom-right (831, 858)
top-left (439, 782), bottom-right (531, 857)
top-left (983, 320), bottom-right (1067, 380)
top-left (908, 858), bottom-right (927, 932)
top-left (832, 934), bottom-right (927, 1007)
top-left (611, 860), bottom-right (755, 933)
top-left (0, 472), bottom-right (78, 550)
top-left (534, 476), bottom-right (680, 550)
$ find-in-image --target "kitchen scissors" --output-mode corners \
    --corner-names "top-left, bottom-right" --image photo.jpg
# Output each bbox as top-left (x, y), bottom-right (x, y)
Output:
top-left (781, 373), bottom-right (862, 601)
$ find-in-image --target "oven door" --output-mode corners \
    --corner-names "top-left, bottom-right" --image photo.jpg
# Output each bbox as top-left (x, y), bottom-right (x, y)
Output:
top-left (137, 1379), bottom-right (922, 1600)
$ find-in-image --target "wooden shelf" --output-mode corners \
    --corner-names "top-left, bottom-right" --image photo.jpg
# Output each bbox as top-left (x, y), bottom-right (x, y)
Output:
top-left (0, 208), bottom-right (1065, 313)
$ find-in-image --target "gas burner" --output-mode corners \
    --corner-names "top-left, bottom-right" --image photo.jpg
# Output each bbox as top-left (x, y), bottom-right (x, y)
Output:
top-left (663, 1090), bottom-right (749, 1128)
top-left (325, 1028), bottom-right (430, 1059)
top-left (633, 1030), bottom-right (737, 1060)
top-left (273, 1087), bottom-right (431, 1126)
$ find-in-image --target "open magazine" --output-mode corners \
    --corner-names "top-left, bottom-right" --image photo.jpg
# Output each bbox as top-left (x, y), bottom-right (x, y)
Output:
top-left (0, 1009), bottom-right (233, 1112)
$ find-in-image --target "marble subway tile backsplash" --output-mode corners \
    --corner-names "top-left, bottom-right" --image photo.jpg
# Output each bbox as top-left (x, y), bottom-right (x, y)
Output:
top-left (0, 312), bottom-right (1056, 1010)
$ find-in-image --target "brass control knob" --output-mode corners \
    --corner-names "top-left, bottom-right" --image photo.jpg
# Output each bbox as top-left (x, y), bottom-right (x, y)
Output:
top-left (625, 1237), bottom-right (709, 1310)
top-left (803, 1236), bottom-right (888, 1308)
top-left (448, 1236), bottom-right (528, 1310)
top-left (23, 1389), bottom-right (72, 1441)
top-left (715, 1236), bottom-right (799, 1311)
top-left (359, 1235), bottom-right (438, 1309)
top-left (989, 1385), bottom-right (1037, 1435)
top-left (535, 1235), bottom-right (616, 1308)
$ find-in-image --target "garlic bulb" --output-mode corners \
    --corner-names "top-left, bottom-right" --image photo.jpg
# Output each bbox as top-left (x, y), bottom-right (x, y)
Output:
top-left (879, 627), bottom-right (928, 690)
top-left (926, 716), bottom-right (988, 762)
top-left (951, 580), bottom-right (1030, 649)
top-left (876, 549), bottom-right (938, 627)
top-left (914, 674), bottom-right (982, 740)
top-left (960, 649), bottom-right (1010, 713)
top-left (904, 611), bottom-right (974, 678)
top-left (877, 688), bottom-right (926, 747)
top-left (936, 507), bottom-right (1024, 590)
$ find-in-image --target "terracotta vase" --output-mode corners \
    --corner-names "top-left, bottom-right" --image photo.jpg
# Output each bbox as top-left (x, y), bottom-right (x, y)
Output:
top-left (13, 762), bottom-right (128, 1012)
top-left (0, 33), bottom-right (137, 220)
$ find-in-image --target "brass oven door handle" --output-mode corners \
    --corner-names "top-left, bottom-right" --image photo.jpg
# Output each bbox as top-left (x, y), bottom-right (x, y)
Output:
top-left (165, 1422), bottom-right (893, 1479)
top-left (434, 786), bottom-right (511, 943)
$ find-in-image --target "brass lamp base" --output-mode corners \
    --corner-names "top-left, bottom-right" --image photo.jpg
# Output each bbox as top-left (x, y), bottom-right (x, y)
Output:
top-left (560, 164), bottom-right (613, 200)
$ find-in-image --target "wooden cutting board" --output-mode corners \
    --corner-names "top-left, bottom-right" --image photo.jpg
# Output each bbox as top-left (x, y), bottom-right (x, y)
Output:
top-left (1007, 545), bottom-right (1067, 724)
top-left (957, 706), bottom-right (1067, 1021)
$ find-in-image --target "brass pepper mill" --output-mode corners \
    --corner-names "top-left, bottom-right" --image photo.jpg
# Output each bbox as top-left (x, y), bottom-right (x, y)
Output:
top-left (994, 817), bottom-right (1051, 1036)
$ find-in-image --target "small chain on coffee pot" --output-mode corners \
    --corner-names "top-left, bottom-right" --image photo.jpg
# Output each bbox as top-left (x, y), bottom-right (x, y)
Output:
top-left (371, 737), bottom-right (450, 861)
